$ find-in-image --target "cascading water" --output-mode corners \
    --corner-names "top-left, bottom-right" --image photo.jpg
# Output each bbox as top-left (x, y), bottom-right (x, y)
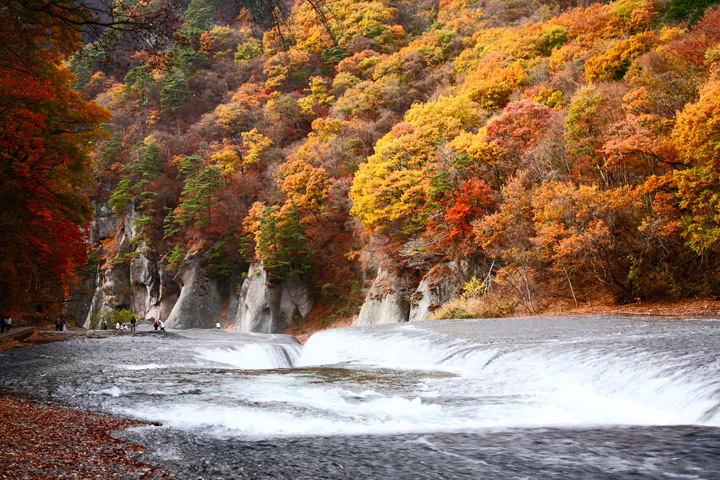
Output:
top-left (1, 316), bottom-right (719, 479)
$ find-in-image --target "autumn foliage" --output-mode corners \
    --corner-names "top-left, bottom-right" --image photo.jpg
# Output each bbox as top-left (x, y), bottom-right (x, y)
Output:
top-left (0, 1), bottom-right (110, 313)
top-left (8, 0), bottom-right (720, 319)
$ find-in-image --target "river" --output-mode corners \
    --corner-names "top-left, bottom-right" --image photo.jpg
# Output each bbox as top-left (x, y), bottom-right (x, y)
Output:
top-left (1, 315), bottom-right (719, 479)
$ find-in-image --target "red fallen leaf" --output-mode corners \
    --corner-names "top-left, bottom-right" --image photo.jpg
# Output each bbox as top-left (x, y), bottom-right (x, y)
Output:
top-left (0, 397), bottom-right (175, 479)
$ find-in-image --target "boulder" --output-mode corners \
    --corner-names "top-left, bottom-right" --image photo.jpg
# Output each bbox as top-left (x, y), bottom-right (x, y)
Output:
top-left (233, 263), bottom-right (313, 333)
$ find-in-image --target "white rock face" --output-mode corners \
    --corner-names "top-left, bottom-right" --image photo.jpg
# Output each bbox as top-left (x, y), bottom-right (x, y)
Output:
top-left (354, 269), bottom-right (412, 326)
top-left (233, 263), bottom-right (313, 333)
top-left (144, 263), bottom-right (181, 325)
top-left (164, 256), bottom-right (238, 329)
top-left (90, 202), bottom-right (123, 244)
top-left (83, 201), bottom-right (174, 328)
top-left (354, 262), bottom-right (484, 326)
top-left (83, 204), bottom-right (133, 328)
top-left (82, 201), bottom-right (243, 330)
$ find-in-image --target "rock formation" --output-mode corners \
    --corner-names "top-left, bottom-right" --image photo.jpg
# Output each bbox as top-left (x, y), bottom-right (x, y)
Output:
top-left (354, 268), bottom-right (413, 325)
top-left (233, 263), bottom-right (313, 334)
top-left (164, 255), bottom-right (239, 329)
top-left (355, 262), bottom-right (480, 326)
top-left (79, 202), bottom-right (477, 331)
top-left (79, 203), bottom-right (311, 332)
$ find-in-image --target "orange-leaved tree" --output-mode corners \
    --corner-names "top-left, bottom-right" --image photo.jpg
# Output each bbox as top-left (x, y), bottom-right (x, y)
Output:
top-left (668, 79), bottom-right (720, 256)
top-left (0, 0), bottom-right (111, 313)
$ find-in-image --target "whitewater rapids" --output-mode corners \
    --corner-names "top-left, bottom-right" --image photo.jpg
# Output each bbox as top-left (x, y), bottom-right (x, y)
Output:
top-left (1, 315), bottom-right (718, 479)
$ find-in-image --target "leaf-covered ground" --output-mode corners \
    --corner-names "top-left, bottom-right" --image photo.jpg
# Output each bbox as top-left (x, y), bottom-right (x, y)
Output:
top-left (0, 397), bottom-right (174, 479)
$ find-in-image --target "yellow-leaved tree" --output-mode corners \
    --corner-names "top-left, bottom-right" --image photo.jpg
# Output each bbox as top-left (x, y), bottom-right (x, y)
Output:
top-left (350, 94), bottom-right (485, 235)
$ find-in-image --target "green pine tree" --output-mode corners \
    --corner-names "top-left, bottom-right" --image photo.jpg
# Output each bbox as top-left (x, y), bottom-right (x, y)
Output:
top-left (174, 156), bottom-right (224, 229)
top-left (255, 203), bottom-right (314, 282)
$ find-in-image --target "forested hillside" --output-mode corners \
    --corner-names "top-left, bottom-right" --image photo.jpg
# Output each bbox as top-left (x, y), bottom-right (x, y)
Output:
top-left (3, 0), bottom-right (720, 325)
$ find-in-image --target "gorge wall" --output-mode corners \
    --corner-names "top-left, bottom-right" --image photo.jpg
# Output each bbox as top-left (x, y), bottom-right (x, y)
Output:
top-left (78, 204), bottom-right (476, 332)
top-left (80, 203), bottom-right (315, 333)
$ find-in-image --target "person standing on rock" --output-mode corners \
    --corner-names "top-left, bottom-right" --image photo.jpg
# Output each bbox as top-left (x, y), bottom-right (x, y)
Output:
top-left (130, 315), bottom-right (137, 332)
top-left (6, 316), bottom-right (11, 332)
top-left (158, 320), bottom-right (165, 332)
top-left (55, 317), bottom-right (62, 332)
top-left (0, 316), bottom-right (6, 334)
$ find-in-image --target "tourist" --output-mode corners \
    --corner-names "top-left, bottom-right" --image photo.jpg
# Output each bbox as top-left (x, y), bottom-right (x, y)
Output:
top-left (0, 316), bottom-right (6, 334)
top-left (153, 320), bottom-right (159, 331)
top-left (55, 317), bottom-right (62, 331)
top-left (115, 322), bottom-right (120, 331)
top-left (158, 320), bottom-right (165, 332)
top-left (6, 316), bottom-right (11, 331)
top-left (130, 315), bottom-right (137, 332)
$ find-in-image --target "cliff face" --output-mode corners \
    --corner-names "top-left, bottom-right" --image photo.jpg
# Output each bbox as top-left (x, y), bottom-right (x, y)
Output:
top-left (354, 262), bottom-right (479, 326)
top-left (233, 263), bottom-right (313, 334)
top-left (81, 204), bottom-right (311, 333)
top-left (163, 256), bottom-right (238, 329)
top-left (355, 268), bottom-right (412, 326)
top-left (81, 203), bottom-right (228, 329)
top-left (83, 201), bottom-right (165, 328)
top-left (80, 205), bottom-right (477, 332)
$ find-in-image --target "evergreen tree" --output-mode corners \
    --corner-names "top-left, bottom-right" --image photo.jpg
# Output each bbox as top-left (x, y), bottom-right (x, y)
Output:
top-left (172, 156), bottom-right (224, 229)
top-left (256, 204), bottom-right (314, 282)
top-left (160, 66), bottom-right (193, 114)
top-left (109, 139), bottom-right (164, 212)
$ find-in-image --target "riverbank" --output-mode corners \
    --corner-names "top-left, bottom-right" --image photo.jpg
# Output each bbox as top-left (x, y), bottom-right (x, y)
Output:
top-left (541, 296), bottom-right (720, 319)
top-left (2, 297), bottom-right (718, 350)
top-left (0, 326), bottom-right (97, 351)
top-left (0, 396), bottom-right (174, 479)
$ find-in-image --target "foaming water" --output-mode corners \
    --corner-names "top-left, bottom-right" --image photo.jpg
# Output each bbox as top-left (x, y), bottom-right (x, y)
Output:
top-left (1, 317), bottom-right (719, 478)
top-left (294, 324), bottom-right (720, 429)
top-left (197, 343), bottom-right (301, 369)
top-left (299, 326), bottom-right (497, 371)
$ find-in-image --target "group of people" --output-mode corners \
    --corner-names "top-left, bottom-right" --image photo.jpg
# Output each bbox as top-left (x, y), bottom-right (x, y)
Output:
top-left (1, 313), bottom-right (170, 335)
top-left (105, 315), bottom-right (166, 332)
top-left (112, 315), bottom-right (144, 332)
top-left (0, 316), bottom-right (11, 334)
top-left (54, 316), bottom-right (66, 331)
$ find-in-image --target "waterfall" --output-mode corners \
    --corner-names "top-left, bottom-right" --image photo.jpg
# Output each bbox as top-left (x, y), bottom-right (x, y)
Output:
top-left (1, 316), bottom-right (718, 439)
top-left (295, 322), bottom-right (720, 428)
top-left (186, 319), bottom-right (720, 431)
top-left (196, 343), bottom-right (301, 369)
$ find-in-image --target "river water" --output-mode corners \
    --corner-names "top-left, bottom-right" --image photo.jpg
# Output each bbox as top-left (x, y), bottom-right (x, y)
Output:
top-left (1, 316), bottom-right (719, 479)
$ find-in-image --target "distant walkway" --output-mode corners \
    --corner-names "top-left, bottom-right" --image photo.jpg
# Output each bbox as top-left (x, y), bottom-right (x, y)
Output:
top-left (0, 327), bottom-right (35, 342)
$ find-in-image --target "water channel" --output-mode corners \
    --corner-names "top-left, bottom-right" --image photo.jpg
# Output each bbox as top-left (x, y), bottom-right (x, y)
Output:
top-left (1, 315), bottom-right (718, 479)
